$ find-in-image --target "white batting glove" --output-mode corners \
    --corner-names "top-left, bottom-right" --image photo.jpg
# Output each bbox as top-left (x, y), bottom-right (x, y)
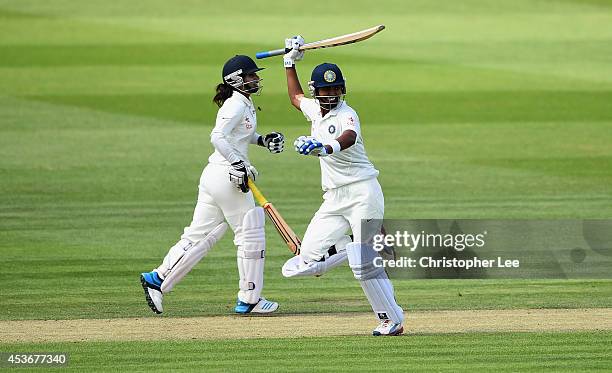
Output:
top-left (229, 161), bottom-right (249, 193)
top-left (294, 135), bottom-right (311, 152)
top-left (294, 136), bottom-right (329, 157)
top-left (284, 35), bottom-right (305, 67)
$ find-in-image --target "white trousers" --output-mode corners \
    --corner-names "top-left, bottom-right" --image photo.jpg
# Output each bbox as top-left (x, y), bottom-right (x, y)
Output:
top-left (300, 177), bottom-right (384, 262)
top-left (181, 163), bottom-right (255, 245)
top-left (155, 163), bottom-right (265, 303)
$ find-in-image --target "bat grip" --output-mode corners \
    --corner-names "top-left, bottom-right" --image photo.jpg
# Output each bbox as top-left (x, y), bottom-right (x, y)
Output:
top-left (247, 179), bottom-right (268, 206)
top-left (255, 48), bottom-right (287, 59)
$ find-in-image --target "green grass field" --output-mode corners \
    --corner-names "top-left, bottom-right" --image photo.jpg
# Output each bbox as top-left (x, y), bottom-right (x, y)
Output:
top-left (3, 333), bottom-right (612, 372)
top-left (1, 0), bottom-right (612, 371)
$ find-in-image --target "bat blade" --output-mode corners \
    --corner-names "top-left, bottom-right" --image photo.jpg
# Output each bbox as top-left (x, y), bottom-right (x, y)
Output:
top-left (300, 24), bottom-right (385, 52)
top-left (262, 202), bottom-right (301, 255)
top-left (255, 24), bottom-right (385, 59)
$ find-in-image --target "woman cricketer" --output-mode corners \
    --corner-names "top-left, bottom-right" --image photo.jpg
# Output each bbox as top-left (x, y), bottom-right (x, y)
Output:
top-left (140, 55), bottom-right (283, 315)
top-left (281, 37), bottom-right (405, 336)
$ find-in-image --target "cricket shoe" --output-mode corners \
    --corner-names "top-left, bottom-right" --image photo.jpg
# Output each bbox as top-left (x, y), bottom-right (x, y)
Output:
top-left (140, 271), bottom-right (164, 314)
top-left (234, 297), bottom-right (279, 314)
top-left (372, 319), bottom-right (404, 336)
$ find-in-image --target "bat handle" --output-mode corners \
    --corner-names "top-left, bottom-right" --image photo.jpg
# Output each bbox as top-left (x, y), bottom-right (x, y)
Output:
top-left (247, 179), bottom-right (268, 206)
top-left (255, 48), bottom-right (287, 59)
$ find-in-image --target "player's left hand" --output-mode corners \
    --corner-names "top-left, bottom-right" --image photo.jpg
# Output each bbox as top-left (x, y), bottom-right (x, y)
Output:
top-left (294, 136), bottom-right (329, 157)
top-left (294, 135), bottom-right (311, 152)
top-left (262, 132), bottom-right (284, 153)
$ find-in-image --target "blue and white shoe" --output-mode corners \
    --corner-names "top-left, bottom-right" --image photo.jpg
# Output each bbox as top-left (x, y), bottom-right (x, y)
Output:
top-left (372, 319), bottom-right (404, 336)
top-left (140, 271), bottom-right (164, 314)
top-left (234, 297), bottom-right (279, 314)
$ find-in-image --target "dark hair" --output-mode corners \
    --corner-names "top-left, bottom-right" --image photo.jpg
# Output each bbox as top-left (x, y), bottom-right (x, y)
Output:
top-left (213, 83), bottom-right (234, 107)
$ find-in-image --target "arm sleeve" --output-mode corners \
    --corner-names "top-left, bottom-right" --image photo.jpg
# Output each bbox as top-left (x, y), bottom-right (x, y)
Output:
top-left (339, 110), bottom-right (361, 136)
top-left (250, 132), bottom-right (262, 145)
top-left (299, 98), bottom-right (321, 122)
top-left (210, 103), bottom-right (244, 164)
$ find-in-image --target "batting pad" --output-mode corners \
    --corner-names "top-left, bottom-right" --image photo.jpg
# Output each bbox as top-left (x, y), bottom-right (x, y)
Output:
top-left (237, 207), bottom-right (266, 304)
top-left (346, 243), bottom-right (404, 324)
top-left (156, 238), bottom-right (194, 279)
top-left (160, 222), bottom-right (228, 293)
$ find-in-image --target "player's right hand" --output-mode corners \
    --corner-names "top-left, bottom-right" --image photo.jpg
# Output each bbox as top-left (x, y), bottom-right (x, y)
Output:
top-left (229, 160), bottom-right (249, 193)
top-left (284, 35), bottom-right (305, 68)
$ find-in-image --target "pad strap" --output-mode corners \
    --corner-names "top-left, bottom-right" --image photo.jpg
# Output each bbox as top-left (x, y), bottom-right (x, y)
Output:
top-left (238, 249), bottom-right (265, 259)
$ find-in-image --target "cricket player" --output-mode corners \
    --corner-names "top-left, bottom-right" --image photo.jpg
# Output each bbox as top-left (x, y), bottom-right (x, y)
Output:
top-left (280, 36), bottom-right (404, 336)
top-left (140, 55), bottom-right (282, 315)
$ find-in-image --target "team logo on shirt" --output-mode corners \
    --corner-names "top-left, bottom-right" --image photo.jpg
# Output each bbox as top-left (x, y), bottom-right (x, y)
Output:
top-left (328, 124), bottom-right (336, 134)
top-left (245, 117), bottom-right (253, 129)
top-left (323, 70), bottom-right (336, 83)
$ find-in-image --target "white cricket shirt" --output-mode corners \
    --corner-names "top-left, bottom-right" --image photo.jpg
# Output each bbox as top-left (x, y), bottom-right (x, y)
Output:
top-left (300, 98), bottom-right (379, 191)
top-left (208, 91), bottom-right (258, 166)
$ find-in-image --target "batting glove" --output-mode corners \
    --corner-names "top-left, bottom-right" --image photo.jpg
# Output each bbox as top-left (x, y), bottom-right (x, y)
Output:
top-left (229, 160), bottom-right (249, 193)
top-left (261, 132), bottom-right (285, 153)
top-left (294, 135), bottom-right (311, 152)
top-left (294, 136), bottom-right (329, 157)
top-left (284, 35), bottom-right (305, 67)
top-left (248, 165), bottom-right (258, 181)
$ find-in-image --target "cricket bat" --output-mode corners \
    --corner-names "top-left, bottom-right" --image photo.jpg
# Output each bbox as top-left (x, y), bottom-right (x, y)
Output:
top-left (248, 179), bottom-right (301, 255)
top-left (255, 24), bottom-right (385, 59)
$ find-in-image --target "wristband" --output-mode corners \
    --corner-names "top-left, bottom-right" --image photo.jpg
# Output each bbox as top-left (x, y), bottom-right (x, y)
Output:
top-left (328, 140), bottom-right (341, 154)
top-left (284, 58), bottom-right (295, 68)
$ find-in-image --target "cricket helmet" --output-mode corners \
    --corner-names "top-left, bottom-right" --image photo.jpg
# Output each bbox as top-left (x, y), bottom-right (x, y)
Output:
top-left (222, 55), bottom-right (264, 94)
top-left (309, 63), bottom-right (345, 89)
top-left (308, 62), bottom-right (346, 110)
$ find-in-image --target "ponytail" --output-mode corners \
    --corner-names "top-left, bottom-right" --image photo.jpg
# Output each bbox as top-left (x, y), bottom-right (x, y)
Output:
top-left (213, 83), bottom-right (234, 107)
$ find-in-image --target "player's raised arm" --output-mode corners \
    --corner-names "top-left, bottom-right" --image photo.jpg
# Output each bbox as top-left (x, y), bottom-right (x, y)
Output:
top-left (284, 36), bottom-right (305, 110)
top-left (286, 67), bottom-right (303, 110)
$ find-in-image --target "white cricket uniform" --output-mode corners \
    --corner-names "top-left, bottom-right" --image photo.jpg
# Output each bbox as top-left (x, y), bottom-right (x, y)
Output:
top-left (154, 90), bottom-right (270, 305)
top-left (299, 98), bottom-right (384, 262)
top-left (178, 91), bottom-right (259, 247)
